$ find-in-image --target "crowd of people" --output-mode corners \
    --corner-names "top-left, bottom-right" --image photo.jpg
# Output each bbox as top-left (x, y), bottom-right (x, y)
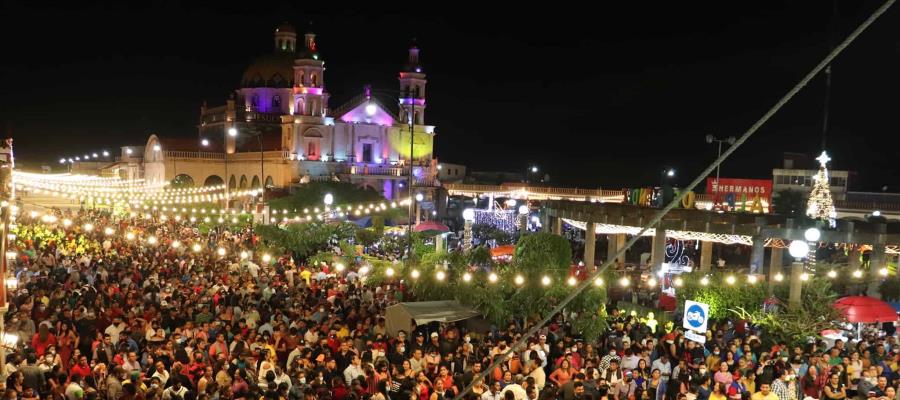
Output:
top-left (2, 207), bottom-right (900, 400)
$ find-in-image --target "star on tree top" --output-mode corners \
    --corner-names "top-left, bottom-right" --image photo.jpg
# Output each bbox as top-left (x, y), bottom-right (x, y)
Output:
top-left (815, 151), bottom-right (831, 167)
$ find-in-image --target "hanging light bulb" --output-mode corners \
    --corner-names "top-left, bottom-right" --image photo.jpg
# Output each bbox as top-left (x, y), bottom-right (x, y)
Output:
top-left (879, 268), bottom-right (889, 277)
top-left (217, 247), bottom-right (226, 256)
top-left (700, 276), bottom-right (710, 286)
top-left (410, 269), bottom-right (420, 279)
top-left (853, 269), bottom-right (863, 278)
top-left (774, 273), bottom-right (784, 282)
top-left (594, 277), bottom-right (604, 287)
top-left (647, 278), bottom-right (657, 287)
top-left (83, 223), bottom-right (94, 232)
top-left (827, 270), bottom-right (837, 278)
top-left (435, 270), bottom-right (446, 281)
top-left (800, 272), bottom-right (810, 281)
top-left (725, 275), bottom-right (736, 285)
top-left (462, 272), bottom-right (472, 282)
top-left (542, 276), bottom-right (553, 286)
top-left (192, 243), bottom-right (202, 252)
top-left (673, 277), bottom-right (684, 287)
top-left (147, 236), bottom-right (157, 245)
top-left (125, 232), bottom-right (135, 241)
top-left (262, 254), bottom-right (272, 263)
top-left (747, 275), bottom-right (757, 284)
top-left (488, 273), bottom-right (498, 283)
top-left (104, 227), bottom-right (115, 236)
top-left (385, 267), bottom-right (395, 277)
top-left (514, 275), bottom-right (525, 286)
top-left (620, 276), bottom-right (630, 287)
top-left (171, 240), bottom-right (180, 248)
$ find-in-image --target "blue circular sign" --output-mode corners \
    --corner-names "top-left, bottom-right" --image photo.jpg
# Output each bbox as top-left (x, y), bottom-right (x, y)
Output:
top-left (685, 304), bottom-right (706, 329)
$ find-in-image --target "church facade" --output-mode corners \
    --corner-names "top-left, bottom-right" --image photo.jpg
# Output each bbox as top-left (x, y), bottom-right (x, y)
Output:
top-left (125, 23), bottom-right (438, 200)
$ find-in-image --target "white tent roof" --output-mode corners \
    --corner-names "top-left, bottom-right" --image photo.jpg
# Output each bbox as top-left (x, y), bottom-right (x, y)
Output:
top-left (384, 301), bottom-right (480, 336)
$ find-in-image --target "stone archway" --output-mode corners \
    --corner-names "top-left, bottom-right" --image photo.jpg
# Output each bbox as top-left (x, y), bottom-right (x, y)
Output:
top-left (251, 176), bottom-right (261, 188)
top-left (240, 175), bottom-right (248, 188)
top-left (172, 174), bottom-right (195, 188)
top-left (204, 175), bottom-right (225, 187)
top-left (265, 176), bottom-right (274, 188)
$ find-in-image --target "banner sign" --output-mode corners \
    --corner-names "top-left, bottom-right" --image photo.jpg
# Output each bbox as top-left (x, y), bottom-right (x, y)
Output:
top-left (706, 178), bottom-right (772, 203)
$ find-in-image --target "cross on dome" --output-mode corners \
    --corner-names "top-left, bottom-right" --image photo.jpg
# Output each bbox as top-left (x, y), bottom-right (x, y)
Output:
top-left (815, 151), bottom-right (831, 167)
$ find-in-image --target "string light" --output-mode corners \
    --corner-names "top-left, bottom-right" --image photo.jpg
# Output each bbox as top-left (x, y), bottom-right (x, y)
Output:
top-left (217, 247), bottom-right (226, 256)
top-left (800, 272), bottom-right (810, 281)
top-left (827, 270), bottom-right (837, 278)
top-left (619, 276), bottom-right (630, 287)
top-left (853, 269), bottom-right (863, 278)
top-left (594, 277), bottom-right (604, 287)
top-left (700, 276), bottom-right (709, 285)
top-left (488, 273), bottom-right (498, 283)
top-left (774, 273), bottom-right (784, 282)
top-left (673, 277), bottom-right (683, 287)
top-left (104, 227), bottom-right (115, 236)
top-left (514, 275), bottom-right (525, 286)
top-left (879, 268), bottom-right (888, 277)
top-left (147, 236), bottom-right (158, 245)
top-left (262, 254), bottom-right (272, 263)
top-left (462, 272), bottom-right (472, 282)
top-left (747, 275), bottom-right (757, 284)
top-left (410, 269), bottom-right (420, 279)
top-left (193, 243), bottom-right (202, 252)
top-left (647, 278), bottom-right (657, 287)
top-left (171, 240), bottom-right (180, 248)
top-left (126, 232), bottom-right (135, 241)
top-left (542, 276), bottom-right (552, 286)
top-left (385, 267), bottom-right (395, 277)
top-left (435, 270), bottom-right (446, 281)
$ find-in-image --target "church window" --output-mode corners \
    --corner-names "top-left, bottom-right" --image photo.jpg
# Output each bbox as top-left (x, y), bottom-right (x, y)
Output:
top-left (251, 94), bottom-right (259, 110)
top-left (272, 95), bottom-right (281, 109)
top-left (311, 74), bottom-right (318, 87)
top-left (296, 99), bottom-right (305, 115)
top-left (298, 72), bottom-right (305, 85)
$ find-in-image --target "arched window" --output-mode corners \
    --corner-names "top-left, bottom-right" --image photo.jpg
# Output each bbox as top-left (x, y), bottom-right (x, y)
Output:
top-left (298, 72), bottom-right (305, 86)
top-left (311, 74), bottom-right (318, 87)
top-left (272, 95), bottom-right (281, 109)
top-left (203, 175), bottom-right (224, 187)
top-left (265, 176), bottom-right (274, 188)
top-left (239, 175), bottom-right (248, 188)
top-left (296, 99), bottom-right (305, 115)
top-left (229, 175), bottom-right (236, 190)
top-left (251, 176), bottom-right (261, 188)
top-left (250, 94), bottom-right (259, 110)
top-left (413, 86), bottom-right (420, 98)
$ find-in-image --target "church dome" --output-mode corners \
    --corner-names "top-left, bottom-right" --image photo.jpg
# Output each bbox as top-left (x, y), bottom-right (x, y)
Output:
top-left (241, 51), bottom-right (295, 88)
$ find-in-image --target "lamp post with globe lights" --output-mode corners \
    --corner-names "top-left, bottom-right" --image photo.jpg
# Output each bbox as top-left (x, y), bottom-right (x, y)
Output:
top-left (518, 204), bottom-right (529, 235)
top-left (788, 240), bottom-right (810, 309)
top-left (804, 227), bottom-right (821, 270)
top-left (462, 208), bottom-right (475, 252)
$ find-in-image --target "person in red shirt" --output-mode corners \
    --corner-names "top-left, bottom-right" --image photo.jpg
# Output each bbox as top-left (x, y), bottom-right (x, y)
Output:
top-left (31, 324), bottom-right (57, 357)
top-left (69, 355), bottom-right (91, 381)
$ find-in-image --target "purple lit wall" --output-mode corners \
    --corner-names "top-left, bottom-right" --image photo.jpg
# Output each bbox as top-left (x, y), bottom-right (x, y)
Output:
top-left (383, 179), bottom-right (394, 199)
top-left (338, 103), bottom-right (395, 125)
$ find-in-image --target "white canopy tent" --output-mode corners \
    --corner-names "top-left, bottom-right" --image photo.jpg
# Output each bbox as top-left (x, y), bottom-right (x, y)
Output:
top-left (384, 301), bottom-right (481, 337)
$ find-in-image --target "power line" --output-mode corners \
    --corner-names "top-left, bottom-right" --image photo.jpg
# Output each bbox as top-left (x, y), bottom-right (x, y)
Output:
top-left (452, 0), bottom-right (896, 398)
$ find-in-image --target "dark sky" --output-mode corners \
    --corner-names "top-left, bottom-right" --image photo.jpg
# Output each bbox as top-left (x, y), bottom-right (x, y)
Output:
top-left (2, 2), bottom-right (899, 191)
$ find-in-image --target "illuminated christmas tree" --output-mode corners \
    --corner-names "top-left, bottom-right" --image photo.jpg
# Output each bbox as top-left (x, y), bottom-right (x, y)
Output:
top-left (806, 151), bottom-right (837, 227)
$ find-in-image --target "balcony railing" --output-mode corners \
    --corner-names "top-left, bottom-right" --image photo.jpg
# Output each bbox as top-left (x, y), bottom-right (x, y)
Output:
top-left (164, 150), bottom-right (290, 161)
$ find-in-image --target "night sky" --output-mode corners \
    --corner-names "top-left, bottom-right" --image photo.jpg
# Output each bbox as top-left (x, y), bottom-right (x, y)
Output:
top-left (2, 2), bottom-right (899, 191)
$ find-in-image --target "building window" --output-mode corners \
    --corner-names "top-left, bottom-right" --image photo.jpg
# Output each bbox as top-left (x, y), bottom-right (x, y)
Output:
top-left (362, 143), bottom-right (373, 163)
top-left (272, 95), bottom-right (281, 109)
top-left (311, 74), bottom-right (318, 87)
top-left (251, 94), bottom-right (259, 111)
top-left (296, 99), bottom-right (305, 115)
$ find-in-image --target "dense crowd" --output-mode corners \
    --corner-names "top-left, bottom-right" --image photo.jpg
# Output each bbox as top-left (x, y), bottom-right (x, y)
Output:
top-left (2, 207), bottom-right (900, 400)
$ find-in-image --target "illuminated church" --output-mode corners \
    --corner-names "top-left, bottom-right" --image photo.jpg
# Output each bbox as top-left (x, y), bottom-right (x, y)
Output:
top-left (128, 23), bottom-right (437, 200)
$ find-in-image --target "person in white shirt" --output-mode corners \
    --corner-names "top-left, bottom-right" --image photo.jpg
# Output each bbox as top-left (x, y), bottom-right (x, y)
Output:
top-left (105, 318), bottom-right (126, 345)
top-left (344, 355), bottom-right (366, 385)
top-left (162, 380), bottom-right (188, 400)
top-left (482, 381), bottom-right (503, 400)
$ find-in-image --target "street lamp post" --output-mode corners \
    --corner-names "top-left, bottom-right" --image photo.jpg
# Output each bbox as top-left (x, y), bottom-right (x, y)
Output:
top-left (228, 127), bottom-right (266, 202)
top-left (787, 240), bottom-right (810, 309)
top-left (705, 135), bottom-right (736, 202)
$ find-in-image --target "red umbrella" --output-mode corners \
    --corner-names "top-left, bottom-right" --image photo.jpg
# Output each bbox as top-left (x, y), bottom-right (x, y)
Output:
top-left (834, 296), bottom-right (898, 323)
top-left (413, 221), bottom-right (449, 236)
